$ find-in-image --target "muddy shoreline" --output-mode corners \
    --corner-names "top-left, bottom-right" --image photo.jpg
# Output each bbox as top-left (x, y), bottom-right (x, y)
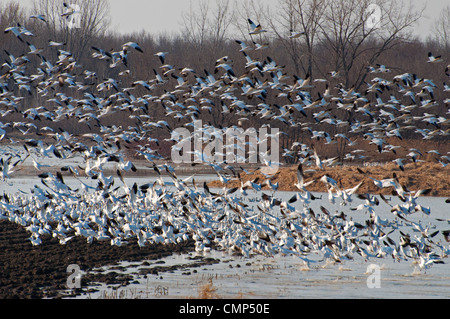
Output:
top-left (0, 220), bottom-right (197, 299)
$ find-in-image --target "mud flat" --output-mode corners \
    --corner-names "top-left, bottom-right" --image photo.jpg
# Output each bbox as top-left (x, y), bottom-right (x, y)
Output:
top-left (0, 220), bottom-right (195, 299)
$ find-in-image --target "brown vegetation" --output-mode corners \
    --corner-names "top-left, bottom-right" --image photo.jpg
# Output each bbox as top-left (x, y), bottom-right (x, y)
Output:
top-left (208, 162), bottom-right (450, 197)
top-left (197, 279), bottom-right (220, 299)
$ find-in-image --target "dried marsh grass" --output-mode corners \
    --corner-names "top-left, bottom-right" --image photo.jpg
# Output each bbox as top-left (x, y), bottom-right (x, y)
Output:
top-left (209, 162), bottom-right (450, 197)
top-left (197, 279), bottom-right (220, 299)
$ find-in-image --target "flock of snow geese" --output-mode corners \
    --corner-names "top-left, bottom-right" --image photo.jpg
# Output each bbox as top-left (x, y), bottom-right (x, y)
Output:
top-left (1, 15), bottom-right (450, 271)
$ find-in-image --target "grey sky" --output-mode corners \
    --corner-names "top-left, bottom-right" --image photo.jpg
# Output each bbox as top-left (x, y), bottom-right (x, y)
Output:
top-left (108, 0), bottom-right (444, 39)
top-left (15, 0), bottom-right (446, 39)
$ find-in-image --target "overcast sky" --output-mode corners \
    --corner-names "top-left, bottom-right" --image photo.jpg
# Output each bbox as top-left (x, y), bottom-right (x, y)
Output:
top-left (16, 0), bottom-right (446, 39)
top-left (106, 0), bottom-right (445, 39)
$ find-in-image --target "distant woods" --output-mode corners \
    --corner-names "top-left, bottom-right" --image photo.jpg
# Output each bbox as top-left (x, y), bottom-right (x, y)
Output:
top-left (0, 0), bottom-right (449, 161)
top-left (1, 0), bottom-right (447, 80)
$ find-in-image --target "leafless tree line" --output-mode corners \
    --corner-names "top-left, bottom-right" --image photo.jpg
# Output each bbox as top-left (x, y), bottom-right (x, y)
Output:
top-left (0, 0), bottom-right (448, 160)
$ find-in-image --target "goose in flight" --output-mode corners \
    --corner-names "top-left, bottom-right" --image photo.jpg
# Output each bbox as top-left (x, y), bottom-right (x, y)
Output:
top-left (32, 159), bottom-right (51, 171)
top-left (26, 41), bottom-right (43, 55)
top-left (61, 2), bottom-right (80, 18)
top-left (171, 74), bottom-right (189, 89)
top-left (369, 64), bottom-right (390, 73)
top-left (294, 163), bottom-right (314, 191)
top-left (289, 29), bottom-right (305, 38)
top-left (154, 52), bottom-right (168, 64)
top-left (247, 18), bottom-right (267, 35)
top-left (312, 145), bottom-right (324, 170)
top-left (29, 14), bottom-right (47, 23)
top-left (235, 40), bottom-right (253, 52)
top-left (122, 42), bottom-right (144, 53)
top-left (0, 156), bottom-right (21, 180)
top-left (4, 25), bottom-right (34, 42)
top-left (328, 70), bottom-right (341, 78)
top-left (253, 41), bottom-right (269, 50)
top-left (393, 158), bottom-right (405, 171)
top-left (49, 40), bottom-right (66, 47)
top-left (91, 46), bottom-right (112, 60)
top-left (427, 52), bottom-right (443, 64)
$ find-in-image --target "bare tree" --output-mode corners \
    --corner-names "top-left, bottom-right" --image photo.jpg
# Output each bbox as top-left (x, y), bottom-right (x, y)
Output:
top-left (0, 1), bottom-right (28, 46)
top-left (181, 0), bottom-right (234, 65)
top-left (432, 4), bottom-right (450, 50)
top-left (266, 0), bottom-right (325, 77)
top-left (31, 0), bottom-right (110, 60)
top-left (181, 0), bottom-right (210, 54)
top-left (232, 0), bottom-right (269, 40)
top-left (210, 0), bottom-right (235, 52)
top-left (179, 0), bottom-right (237, 130)
top-left (318, 0), bottom-right (424, 88)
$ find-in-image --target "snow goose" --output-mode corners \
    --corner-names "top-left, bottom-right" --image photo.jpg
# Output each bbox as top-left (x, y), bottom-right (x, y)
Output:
top-left (289, 29), bottom-right (305, 38)
top-left (247, 18), bottom-right (267, 35)
top-left (122, 42), bottom-right (143, 53)
top-left (61, 2), bottom-right (80, 18)
top-left (154, 51), bottom-right (168, 64)
top-left (29, 14), bottom-right (47, 23)
top-left (427, 52), bottom-right (443, 64)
